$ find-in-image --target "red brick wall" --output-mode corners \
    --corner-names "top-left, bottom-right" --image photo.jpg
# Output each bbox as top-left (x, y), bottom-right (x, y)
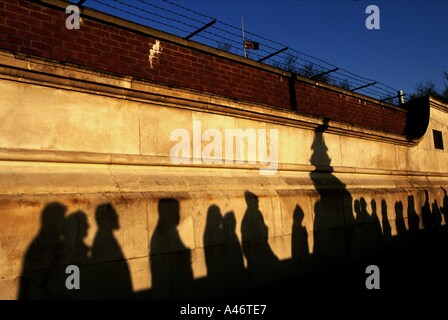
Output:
top-left (295, 81), bottom-right (407, 134)
top-left (0, 0), bottom-right (407, 136)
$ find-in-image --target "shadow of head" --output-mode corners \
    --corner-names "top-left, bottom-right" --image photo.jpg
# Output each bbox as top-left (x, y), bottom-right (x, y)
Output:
top-left (40, 202), bottom-right (67, 236)
top-left (424, 190), bottom-right (430, 201)
top-left (293, 204), bottom-right (305, 225)
top-left (371, 199), bottom-right (377, 212)
top-left (354, 199), bottom-right (361, 216)
top-left (157, 198), bottom-right (180, 229)
top-left (95, 203), bottom-right (119, 230)
top-left (244, 191), bottom-right (259, 209)
top-left (381, 199), bottom-right (387, 215)
top-left (360, 198), bottom-right (367, 212)
top-left (394, 200), bottom-right (404, 217)
top-left (206, 204), bottom-right (222, 227)
top-left (64, 210), bottom-right (89, 240)
top-left (310, 118), bottom-right (331, 167)
top-left (407, 195), bottom-right (415, 207)
top-left (223, 211), bottom-right (236, 232)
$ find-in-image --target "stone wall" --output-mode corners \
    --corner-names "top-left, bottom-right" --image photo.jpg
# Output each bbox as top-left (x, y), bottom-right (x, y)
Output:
top-left (1, 0), bottom-right (448, 300)
top-left (0, 50), bottom-right (447, 299)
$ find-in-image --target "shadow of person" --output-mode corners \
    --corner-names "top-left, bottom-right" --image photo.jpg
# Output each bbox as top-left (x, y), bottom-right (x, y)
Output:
top-left (432, 199), bottom-right (442, 230)
top-left (222, 211), bottom-right (245, 285)
top-left (203, 206), bottom-right (246, 297)
top-left (352, 199), bottom-right (362, 255)
top-left (18, 202), bottom-right (67, 300)
top-left (203, 204), bottom-right (225, 292)
top-left (407, 195), bottom-right (420, 238)
top-left (62, 210), bottom-right (90, 299)
top-left (442, 188), bottom-right (448, 229)
top-left (381, 200), bottom-right (392, 242)
top-left (394, 200), bottom-right (407, 238)
top-left (150, 198), bottom-right (193, 299)
top-left (370, 199), bottom-right (383, 250)
top-left (63, 211), bottom-right (90, 266)
top-left (291, 204), bottom-right (310, 273)
top-left (309, 120), bottom-right (353, 268)
top-left (357, 198), bottom-right (371, 224)
top-left (91, 203), bottom-right (133, 299)
top-left (241, 191), bottom-right (279, 289)
top-left (353, 198), bottom-right (377, 258)
top-left (421, 190), bottom-right (432, 231)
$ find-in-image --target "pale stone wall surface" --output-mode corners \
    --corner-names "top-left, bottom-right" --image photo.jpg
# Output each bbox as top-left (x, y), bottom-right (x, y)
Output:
top-left (1, 53), bottom-right (447, 299)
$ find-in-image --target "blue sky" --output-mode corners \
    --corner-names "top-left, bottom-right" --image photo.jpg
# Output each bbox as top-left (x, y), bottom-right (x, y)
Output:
top-left (181, 0), bottom-right (447, 96)
top-left (85, 0), bottom-right (447, 98)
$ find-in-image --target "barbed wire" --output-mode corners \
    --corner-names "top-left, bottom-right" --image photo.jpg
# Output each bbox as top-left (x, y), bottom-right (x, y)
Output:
top-left (82, 0), bottom-right (402, 104)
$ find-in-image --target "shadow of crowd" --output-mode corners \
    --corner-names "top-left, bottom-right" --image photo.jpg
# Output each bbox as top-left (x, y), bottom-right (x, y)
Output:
top-left (18, 121), bottom-right (448, 300)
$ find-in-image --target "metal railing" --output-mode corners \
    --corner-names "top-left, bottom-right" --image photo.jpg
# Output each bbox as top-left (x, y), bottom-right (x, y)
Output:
top-left (71, 0), bottom-right (404, 105)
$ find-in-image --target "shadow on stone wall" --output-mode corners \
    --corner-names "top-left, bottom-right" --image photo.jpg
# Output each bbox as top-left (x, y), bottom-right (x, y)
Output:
top-left (18, 202), bottom-right (66, 300)
top-left (90, 203), bottom-right (133, 299)
top-left (18, 202), bottom-right (132, 300)
top-left (17, 123), bottom-right (448, 300)
top-left (149, 198), bottom-right (194, 299)
top-left (203, 205), bottom-right (246, 298)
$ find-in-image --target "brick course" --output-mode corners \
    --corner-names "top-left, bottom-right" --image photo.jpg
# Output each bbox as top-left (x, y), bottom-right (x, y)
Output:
top-left (0, 0), bottom-right (407, 135)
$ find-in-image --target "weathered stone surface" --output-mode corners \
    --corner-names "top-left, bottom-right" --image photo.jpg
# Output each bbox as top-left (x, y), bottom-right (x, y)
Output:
top-left (1, 52), bottom-right (448, 300)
